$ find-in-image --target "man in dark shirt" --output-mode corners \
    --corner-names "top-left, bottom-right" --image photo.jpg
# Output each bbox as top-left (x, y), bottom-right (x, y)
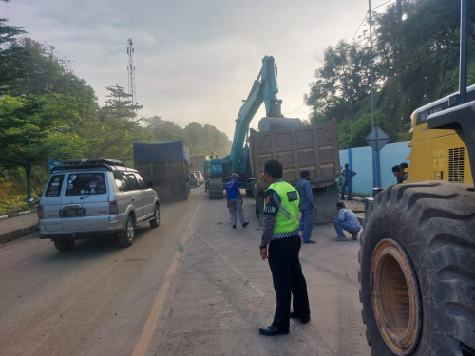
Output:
top-left (258, 159), bottom-right (311, 336)
top-left (296, 170), bottom-right (315, 244)
top-left (392, 165), bottom-right (407, 184)
top-left (341, 163), bottom-right (356, 200)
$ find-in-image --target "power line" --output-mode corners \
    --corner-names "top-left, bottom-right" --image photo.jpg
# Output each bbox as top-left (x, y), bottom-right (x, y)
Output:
top-left (351, 0), bottom-right (393, 42)
top-left (352, 12), bottom-right (369, 42)
top-left (374, 0), bottom-right (392, 11)
top-left (283, 103), bottom-right (306, 116)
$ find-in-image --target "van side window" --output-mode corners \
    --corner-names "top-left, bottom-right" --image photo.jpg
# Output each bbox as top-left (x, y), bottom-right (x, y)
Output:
top-left (124, 174), bottom-right (139, 191)
top-left (113, 171), bottom-right (126, 191)
top-left (135, 174), bottom-right (146, 189)
top-left (46, 175), bottom-right (64, 197)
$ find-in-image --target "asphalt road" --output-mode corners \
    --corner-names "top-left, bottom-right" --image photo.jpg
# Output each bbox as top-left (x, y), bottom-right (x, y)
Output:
top-left (0, 187), bottom-right (369, 356)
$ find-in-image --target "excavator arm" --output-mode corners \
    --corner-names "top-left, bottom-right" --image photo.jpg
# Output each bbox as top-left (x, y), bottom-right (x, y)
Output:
top-left (229, 56), bottom-right (281, 174)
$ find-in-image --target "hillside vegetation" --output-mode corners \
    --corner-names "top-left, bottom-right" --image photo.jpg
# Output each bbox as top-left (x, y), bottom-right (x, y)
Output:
top-left (305, 0), bottom-right (475, 148)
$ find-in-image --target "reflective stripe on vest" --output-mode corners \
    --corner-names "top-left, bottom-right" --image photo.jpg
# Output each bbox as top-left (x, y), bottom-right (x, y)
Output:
top-left (266, 181), bottom-right (300, 236)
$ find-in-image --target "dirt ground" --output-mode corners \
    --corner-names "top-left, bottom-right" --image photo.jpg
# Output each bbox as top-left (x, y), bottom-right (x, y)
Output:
top-left (148, 190), bottom-right (370, 356)
top-left (0, 188), bottom-right (369, 356)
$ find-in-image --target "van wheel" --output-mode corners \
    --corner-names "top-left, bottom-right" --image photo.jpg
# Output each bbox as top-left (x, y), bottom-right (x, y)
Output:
top-left (53, 238), bottom-right (74, 252)
top-left (149, 204), bottom-right (160, 228)
top-left (118, 215), bottom-right (135, 247)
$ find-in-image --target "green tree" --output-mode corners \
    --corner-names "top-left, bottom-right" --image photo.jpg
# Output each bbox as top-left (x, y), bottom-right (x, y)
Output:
top-left (102, 84), bottom-right (142, 120)
top-left (79, 85), bottom-right (144, 163)
top-left (0, 18), bottom-right (25, 47)
top-left (305, 41), bottom-right (372, 124)
top-left (0, 95), bottom-right (86, 199)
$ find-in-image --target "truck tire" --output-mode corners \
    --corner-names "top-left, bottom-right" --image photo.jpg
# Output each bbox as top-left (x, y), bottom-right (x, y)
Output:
top-left (359, 182), bottom-right (475, 355)
top-left (208, 190), bottom-right (223, 200)
top-left (118, 215), bottom-right (135, 247)
top-left (175, 184), bottom-right (189, 201)
top-left (179, 190), bottom-right (189, 201)
top-left (53, 237), bottom-right (74, 252)
top-left (149, 204), bottom-right (160, 228)
top-left (208, 179), bottom-right (224, 200)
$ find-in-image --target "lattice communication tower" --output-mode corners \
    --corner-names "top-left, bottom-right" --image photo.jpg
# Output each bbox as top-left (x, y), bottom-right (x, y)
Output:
top-left (127, 38), bottom-right (136, 105)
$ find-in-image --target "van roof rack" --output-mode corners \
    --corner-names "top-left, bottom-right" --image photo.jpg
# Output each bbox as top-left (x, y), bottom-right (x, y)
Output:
top-left (62, 159), bottom-right (124, 166)
top-left (51, 158), bottom-right (127, 172)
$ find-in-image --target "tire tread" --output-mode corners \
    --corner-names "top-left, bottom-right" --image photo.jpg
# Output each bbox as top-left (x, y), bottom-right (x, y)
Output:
top-left (359, 182), bottom-right (475, 353)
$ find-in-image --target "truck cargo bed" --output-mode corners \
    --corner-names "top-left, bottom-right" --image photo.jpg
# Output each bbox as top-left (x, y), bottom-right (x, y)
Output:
top-left (250, 120), bottom-right (339, 224)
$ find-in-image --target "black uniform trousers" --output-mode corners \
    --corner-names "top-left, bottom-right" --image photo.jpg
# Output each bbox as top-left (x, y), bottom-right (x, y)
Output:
top-left (268, 236), bottom-right (310, 331)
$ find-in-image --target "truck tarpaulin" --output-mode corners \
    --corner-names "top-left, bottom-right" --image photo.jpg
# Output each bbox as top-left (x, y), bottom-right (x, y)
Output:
top-left (133, 141), bottom-right (189, 164)
top-left (133, 141), bottom-right (190, 201)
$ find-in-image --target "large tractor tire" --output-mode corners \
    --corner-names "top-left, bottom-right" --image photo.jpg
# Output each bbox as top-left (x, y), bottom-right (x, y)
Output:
top-left (359, 182), bottom-right (475, 355)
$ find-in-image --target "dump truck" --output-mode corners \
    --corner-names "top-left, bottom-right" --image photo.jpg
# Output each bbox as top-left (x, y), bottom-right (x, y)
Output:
top-left (133, 141), bottom-right (190, 201)
top-left (250, 119), bottom-right (339, 224)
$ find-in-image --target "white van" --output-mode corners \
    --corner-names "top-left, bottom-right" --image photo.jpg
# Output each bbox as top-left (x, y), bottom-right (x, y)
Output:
top-left (38, 159), bottom-right (160, 252)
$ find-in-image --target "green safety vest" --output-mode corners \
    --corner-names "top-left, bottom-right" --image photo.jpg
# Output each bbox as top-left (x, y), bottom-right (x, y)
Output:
top-left (266, 180), bottom-right (300, 235)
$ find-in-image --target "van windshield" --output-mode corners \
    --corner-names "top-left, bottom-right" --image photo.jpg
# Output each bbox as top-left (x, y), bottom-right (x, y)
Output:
top-left (65, 173), bottom-right (106, 196)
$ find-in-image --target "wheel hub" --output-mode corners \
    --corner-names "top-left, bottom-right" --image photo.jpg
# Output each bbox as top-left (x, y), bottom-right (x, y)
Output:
top-left (127, 221), bottom-right (134, 241)
top-left (371, 238), bottom-right (422, 355)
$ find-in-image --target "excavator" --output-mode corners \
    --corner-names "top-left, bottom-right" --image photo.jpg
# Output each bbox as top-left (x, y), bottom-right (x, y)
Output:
top-left (205, 56), bottom-right (296, 199)
top-left (360, 1), bottom-right (475, 355)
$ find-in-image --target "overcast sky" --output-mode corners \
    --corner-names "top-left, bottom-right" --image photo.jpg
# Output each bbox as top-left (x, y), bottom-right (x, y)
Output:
top-left (3, 0), bottom-right (371, 138)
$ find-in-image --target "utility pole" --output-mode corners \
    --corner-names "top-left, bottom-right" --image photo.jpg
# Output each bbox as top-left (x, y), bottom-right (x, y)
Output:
top-left (460, 0), bottom-right (468, 103)
top-left (127, 38), bottom-right (136, 105)
top-left (368, 0), bottom-right (382, 189)
top-left (369, 0), bottom-right (374, 131)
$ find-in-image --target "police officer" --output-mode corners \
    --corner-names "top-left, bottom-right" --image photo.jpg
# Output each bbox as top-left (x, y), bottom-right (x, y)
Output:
top-left (258, 159), bottom-right (311, 336)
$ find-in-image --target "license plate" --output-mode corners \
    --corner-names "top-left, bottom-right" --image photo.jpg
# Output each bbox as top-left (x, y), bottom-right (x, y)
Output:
top-left (61, 208), bottom-right (85, 217)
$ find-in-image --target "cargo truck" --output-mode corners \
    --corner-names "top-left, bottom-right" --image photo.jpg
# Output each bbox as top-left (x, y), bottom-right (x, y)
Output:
top-left (133, 141), bottom-right (190, 201)
top-left (250, 120), bottom-right (339, 224)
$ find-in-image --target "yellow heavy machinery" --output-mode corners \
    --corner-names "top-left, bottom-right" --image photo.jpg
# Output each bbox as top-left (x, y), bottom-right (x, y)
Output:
top-left (407, 94), bottom-right (474, 184)
top-left (359, 1), bottom-right (475, 355)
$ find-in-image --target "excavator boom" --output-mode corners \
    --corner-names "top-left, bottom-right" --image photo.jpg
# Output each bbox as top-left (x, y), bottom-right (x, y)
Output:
top-left (229, 56), bottom-right (281, 174)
